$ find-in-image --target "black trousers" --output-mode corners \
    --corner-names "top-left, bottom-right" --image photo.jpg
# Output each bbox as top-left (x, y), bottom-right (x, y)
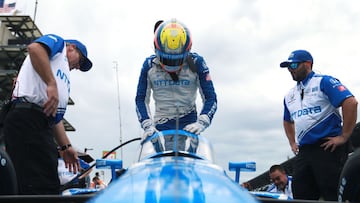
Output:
top-left (292, 139), bottom-right (348, 201)
top-left (4, 105), bottom-right (60, 195)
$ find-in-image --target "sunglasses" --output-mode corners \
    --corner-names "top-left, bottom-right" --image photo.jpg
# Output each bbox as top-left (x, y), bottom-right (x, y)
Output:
top-left (288, 61), bottom-right (311, 69)
top-left (289, 62), bottom-right (300, 69)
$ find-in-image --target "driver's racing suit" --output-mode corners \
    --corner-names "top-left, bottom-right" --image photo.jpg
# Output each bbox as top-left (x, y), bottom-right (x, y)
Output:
top-left (135, 52), bottom-right (217, 131)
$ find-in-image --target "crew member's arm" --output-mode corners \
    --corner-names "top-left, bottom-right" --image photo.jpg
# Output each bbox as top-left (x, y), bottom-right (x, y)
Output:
top-left (322, 96), bottom-right (358, 152)
top-left (27, 42), bottom-right (58, 117)
top-left (284, 120), bottom-right (298, 155)
top-left (341, 97), bottom-right (358, 140)
top-left (53, 121), bottom-right (80, 173)
top-left (319, 76), bottom-right (358, 151)
top-left (283, 99), bottom-right (298, 154)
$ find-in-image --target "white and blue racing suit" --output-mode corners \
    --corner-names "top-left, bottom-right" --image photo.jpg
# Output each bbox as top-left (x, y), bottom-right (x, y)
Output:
top-left (283, 71), bottom-right (354, 146)
top-left (135, 52), bottom-right (217, 131)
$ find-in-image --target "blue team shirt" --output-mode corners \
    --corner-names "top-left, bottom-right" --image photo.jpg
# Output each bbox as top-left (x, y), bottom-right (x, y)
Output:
top-left (283, 71), bottom-right (354, 146)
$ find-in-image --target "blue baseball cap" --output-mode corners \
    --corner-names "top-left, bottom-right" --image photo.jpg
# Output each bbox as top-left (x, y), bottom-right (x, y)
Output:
top-left (280, 50), bottom-right (313, 68)
top-left (65, 39), bottom-right (93, 72)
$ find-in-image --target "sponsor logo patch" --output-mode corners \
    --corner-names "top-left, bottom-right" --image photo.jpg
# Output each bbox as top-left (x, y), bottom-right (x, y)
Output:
top-left (206, 73), bottom-right (211, 81)
top-left (337, 85), bottom-right (347, 92)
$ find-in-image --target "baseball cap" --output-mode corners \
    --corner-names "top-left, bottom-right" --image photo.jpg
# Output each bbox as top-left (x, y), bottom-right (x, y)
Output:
top-left (280, 50), bottom-right (313, 68)
top-left (65, 39), bottom-right (93, 72)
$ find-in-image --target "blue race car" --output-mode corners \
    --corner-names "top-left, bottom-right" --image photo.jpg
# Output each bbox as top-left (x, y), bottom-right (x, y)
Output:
top-left (87, 130), bottom-right (259, 203)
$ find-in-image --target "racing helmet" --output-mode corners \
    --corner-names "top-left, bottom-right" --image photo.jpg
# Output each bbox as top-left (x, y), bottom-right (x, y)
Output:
top-left (154, 19), bottom-right (192, 72)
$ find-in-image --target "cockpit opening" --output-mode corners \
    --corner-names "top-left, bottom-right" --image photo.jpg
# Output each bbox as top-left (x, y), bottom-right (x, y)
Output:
top-left (138, 130), bottom-right (214, 162)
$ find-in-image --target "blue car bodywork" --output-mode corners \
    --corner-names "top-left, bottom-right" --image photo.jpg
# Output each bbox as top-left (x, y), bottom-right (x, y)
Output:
top-left (87, 130), bottom-right (259, 203)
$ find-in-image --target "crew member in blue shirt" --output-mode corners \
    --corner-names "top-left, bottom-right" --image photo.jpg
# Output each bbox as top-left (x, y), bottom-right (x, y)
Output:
top-left (280, 50), bottom-right (357, 201)
top-left (267, 164), bottom-right (293, 199)
top-left (4, 34), bottom-right (93, 194)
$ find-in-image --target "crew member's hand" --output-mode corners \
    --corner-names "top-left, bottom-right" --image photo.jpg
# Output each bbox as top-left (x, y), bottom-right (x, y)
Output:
top-left (184, 115), bottom-right (210, 135)
top-left (290, 142), bottom-right (299, 155)
top-left (62, 146), bottom-right (80, 174)
top-left (321, 135), bottom-right (347, 152)
top-left (43, 83), bottom-right (59, 117)
top-left (141, 119), bottom-right (158, 142)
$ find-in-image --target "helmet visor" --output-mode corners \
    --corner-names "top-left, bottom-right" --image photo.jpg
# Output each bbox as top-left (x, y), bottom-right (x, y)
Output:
top-left (160, 57), bottom-right (184, 66)
top-left (156, 50), bottom-right (188, 67)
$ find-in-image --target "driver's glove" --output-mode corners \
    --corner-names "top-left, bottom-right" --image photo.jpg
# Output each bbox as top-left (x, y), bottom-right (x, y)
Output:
top-left (141, 119), bottom-right (158, 141)
top-left (183, 115), bottom-right (210, 135)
